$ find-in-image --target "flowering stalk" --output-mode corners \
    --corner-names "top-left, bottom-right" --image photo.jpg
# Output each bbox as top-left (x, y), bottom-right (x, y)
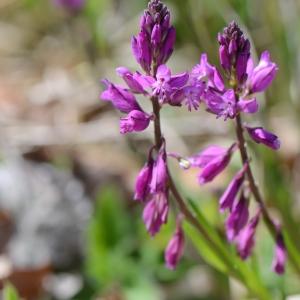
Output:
top-left (150, 65), bottom-right (234, 272)
top-left (234, 83), bottom-right (300, 274)
top-left (214, 21), bottom-right (299, 274)
top-left (100, 0), bottom-right (299, 291)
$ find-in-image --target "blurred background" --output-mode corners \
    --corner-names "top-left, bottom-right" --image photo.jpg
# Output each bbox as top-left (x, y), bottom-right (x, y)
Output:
top-left (1, 0), bottom-right (300, 299)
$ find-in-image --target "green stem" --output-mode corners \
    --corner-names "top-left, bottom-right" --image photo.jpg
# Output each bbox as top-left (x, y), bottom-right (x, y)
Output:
top-left (150, 95), bottom-right (273, 299)
top-left (234, 97), bottom-right (300, 276)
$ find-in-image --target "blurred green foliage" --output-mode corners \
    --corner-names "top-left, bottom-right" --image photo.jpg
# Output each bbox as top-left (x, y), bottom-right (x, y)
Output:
top-left (84, 186), bottom-right (188, 299)
top-left (3, 283), bottom-right (20, 300)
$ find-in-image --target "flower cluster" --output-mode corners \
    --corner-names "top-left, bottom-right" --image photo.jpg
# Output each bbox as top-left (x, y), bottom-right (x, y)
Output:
top-left (101, 0), bottom-right (185, 270)
top-left (100, 0), bottom-right (285, 274)
top-left (173, 21), bottom-right (285, 273)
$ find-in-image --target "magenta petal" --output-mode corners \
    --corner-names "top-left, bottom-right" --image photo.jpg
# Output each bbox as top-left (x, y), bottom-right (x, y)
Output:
top-left (169, 88), bottom-right (185, 106)
top-left (219, 45), bottom-right (230, 70)
top-left (150, 146), bottom-right (168, 193)
top-left (246, 126), bottom-right (280, 150)
top-left (143, 191), bottom-right (169, 236)
top-left (156, 64), bottom-right (171, 81)
top-left (219, 164), bottom-right (247, 212)
top-left (169, 72), bottom-right (189, 89)
top-left (131, 31), bottom-right (152, 73)
top-left (151, 24), bottom-right (162, 46)
top-left (192, 53), bottom-right (225, 92)
top-left (120, 110), bottom-right (151, 134)
top-left (134, 158), bottom-right (153, 201)
top-left (165, 216), bottom-right (185, 270)
top-left (188, 145), bottom-right (227, 168)
top-left (198, 144), bottom-right (236, 184)
top-left (133, 72), bottom-right (155, 89)
top-left (248, 51), bottom-right (278, 93)
top-left (238, 98), bottom-right (259, 114)
top-left (212, 68), bottom-right (225, 92)
top-left (100, 79), bottom-right (141, 113)
top-left (116, 67), bottom-right (146, 94)
top-left (236, 210), bottom-right (260, 260)
top-left (131, 36), bottom-right (140, 65)
top-left (226, 193), bottom-right (249, 241)
top-left (272, 233), bottom-right (286, 275)
top-left (158, 26), bottom-right (176, 65)
top-left (183, 83), bottom-right (204, 111)
top-left (204, 89), bottom-right (237, 120)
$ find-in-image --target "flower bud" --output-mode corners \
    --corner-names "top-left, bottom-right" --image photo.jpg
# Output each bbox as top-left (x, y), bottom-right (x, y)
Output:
top-left (150, 143), bottom-right (168, 193)
top-left (272, 232), bottom-right (286, 275)
top-left (218, 21), bottom-right (250, 83)
top-left (165, 215), bottom-right (185, 269)
top-left (246, 126), bottom-right (280, 150)
top-left (134, 157), bottom-right (153, 201)
top-left (131, 31), bottom-right (152, 73)
top-left (247, 51), bottom-right (278, 93)
top-left (143, 191), bottom-right (169, 236)
top-left (237, 210), bottom-right (260, 260)
top-left (151, 24), bottom-right (162, 46)
top-left (198, 143), bottom-right (237, 184)
top-left (100, 79), bottom-right (141, 113)
top-left (226, 193), bottom-right (249, 241)
top-left (219, 163), bottom-right (248, 212)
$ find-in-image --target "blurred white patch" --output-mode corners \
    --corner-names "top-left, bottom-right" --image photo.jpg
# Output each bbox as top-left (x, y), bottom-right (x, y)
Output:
top-left (44, 273), bottom-right (82, 300)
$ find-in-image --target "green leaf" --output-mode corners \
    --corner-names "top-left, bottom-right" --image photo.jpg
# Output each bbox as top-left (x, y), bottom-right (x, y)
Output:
top-left (85, 185), bottom-right (142, 290)
top-left (186, 198), bottom-right (273, 300)
top-left (3, 283), bottom-right (20, 300)
top-left (184, 222), bottom-right (228, 272)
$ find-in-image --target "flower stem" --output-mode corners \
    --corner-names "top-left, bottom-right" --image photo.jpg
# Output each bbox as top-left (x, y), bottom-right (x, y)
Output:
top-left (150, 95), bottom-right (276, 299)
top-left (151, 96), bottom-right (163, 149)
top-left (151, 95), bottom-right (252, 276)
top-left (235, 108), bottom-right (300, 274)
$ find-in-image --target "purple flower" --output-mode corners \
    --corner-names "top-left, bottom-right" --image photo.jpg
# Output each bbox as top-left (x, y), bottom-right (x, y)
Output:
top-left (142, 142), bottom-right (170, 236)
top-left (191, 54), bottom-right (225, 92)
top-left (165, 215), bottom-right (185, 269)
top-left (205, 89), bottom-right (237, 120)
top-left (188, 145), bottom-right (228, 168)
top-left (134, 156), bottom-right (153, 201)
top-left (204, 89), bottom-right (258, 120)
top-left (198, 143), bottom-right (237, 184)
top-left (219, 163), bottom-right (248, 212)
top-left (116, 67), bottom-right (154, 94)
top-left (143, 191), bottom-right (169, 236)
top-left (219, 45), bottom-right (230, 70)
top-left (135, 142), bottom-right (168, 203)
top-left (226, 193), bottom-right (249, 241)
top-left (182, 83), bottom-right (205, 111)
top-left (246, 51), bottom-right (278, 93)
top-left (132, 31), bottom-right (152, 74)
top-left (152, 65), bottom-right (189, 104)
top-left (272, 233), bottom-right (286, 275)
top-left (151, 24), bottom-right (162, 47)
top-left (53, 0), bottom-right (85, 11)
top-left (120, 110), bottom-right (151, 134)
top-left (236, 209), bottom-right (260, 260)
top-left (100, 79), bottom-right (141, 113)
top-left (237, 97), bottom-right (258, 114)
top-left (150, 143), bottom-right (168, 193)
top-left (133, 0), bottom-right (176, 73)
top-left (157, 27), bottom-right (176, 66)
top-left (218, 21), bottom-right (250, 83)
top-left (246, 126), bottom-right (280, 150)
